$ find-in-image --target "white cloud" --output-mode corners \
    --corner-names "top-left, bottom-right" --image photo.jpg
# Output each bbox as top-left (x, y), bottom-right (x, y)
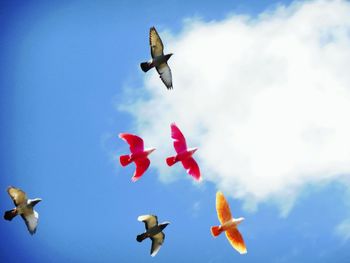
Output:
top-left (335, 219), bottom-right (350, 241)
top-left (122, 0), bottom-right (350, 214)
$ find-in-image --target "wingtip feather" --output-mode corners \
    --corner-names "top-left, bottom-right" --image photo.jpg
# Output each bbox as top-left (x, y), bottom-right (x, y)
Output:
top-left (131, 176), bottom-right (139, 183)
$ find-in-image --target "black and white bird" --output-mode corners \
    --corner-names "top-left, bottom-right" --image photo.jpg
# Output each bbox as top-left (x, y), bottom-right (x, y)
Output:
top-left (140, 27), bottom-right (173, 90)
top-left (3, 186), bottom-right (42, 235)
top-left (136, 214), bottom-right (170, 257)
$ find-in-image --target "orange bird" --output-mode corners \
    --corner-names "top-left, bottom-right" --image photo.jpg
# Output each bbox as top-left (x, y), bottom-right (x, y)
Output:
top-left (211, 191), bottom-right (247, 254)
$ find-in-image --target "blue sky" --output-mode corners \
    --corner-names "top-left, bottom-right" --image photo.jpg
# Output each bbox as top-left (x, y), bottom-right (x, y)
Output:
top-left (1, 0), bottom-right (350, 262)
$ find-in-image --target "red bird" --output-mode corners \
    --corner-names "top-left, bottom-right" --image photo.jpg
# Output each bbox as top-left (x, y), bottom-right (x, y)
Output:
top-left (119, 133), bottom-right (156, 182)
top-left (166, 123), bottom-right (201, 181)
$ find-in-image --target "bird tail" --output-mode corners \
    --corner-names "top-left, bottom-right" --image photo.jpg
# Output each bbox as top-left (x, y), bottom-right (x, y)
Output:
top-left (120, 155), bottom-right (132, 167)
top-left (166, 156), bottom-right (177, 166)
top-left (140, 62), bottom-right (153, 72)
top-left (136, 233), bottom-right (148, 242)
top-left (211, 225), bottom-right (224, 237)
top-left (4, 209), bottom-right (17, 221)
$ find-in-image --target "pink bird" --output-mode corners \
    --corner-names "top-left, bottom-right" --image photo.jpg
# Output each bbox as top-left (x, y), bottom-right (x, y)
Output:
top-left (166, 123), bottom-right (201, 181)
top-left (119, 133), bottom-right (156, 182)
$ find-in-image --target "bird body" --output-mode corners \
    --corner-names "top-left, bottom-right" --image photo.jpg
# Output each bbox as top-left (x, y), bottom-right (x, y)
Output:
top-left (140, 27), bottom-right (173, 89)
top-left (4, 187), bottom-right (42, 235)
top-left (137, 222), bottom-right (169, 242)
top-left (128, 148), bottom-right (156, 163)
top-left (166, 123), bottom-right (201, 181)
top-left (15, 199), bottom-right (40, 215)
top-left (166, 147), bottom-right (198, 166)
top-left (142, 54), bottom-right (172, 72)
top-left (119, 133), bottom-right (155, 182)
top-left (211, 191), bottom-right (247, 254)
top-left (212, 217), bottom-right (244, 234)
top-left (137, 215), bottom-right (169, 257)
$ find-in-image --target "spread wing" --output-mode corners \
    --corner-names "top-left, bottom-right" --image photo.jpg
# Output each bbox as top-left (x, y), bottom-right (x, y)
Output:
top-left (181, 157), bottom-right (201, 181)
top-left (7, 186), bottom-right (27, 206)
top-left (150, 232), bottom-right (165, 257)
top-left (170, 123), bottom-right (187, 153)
top-left (132, 158), bottom-right (151, 182)
top-left (225, 228), bottom-right (247, 254)
top-left (21, 209), bottom-right (39, 235)
top-left (138, 215), bottom-right (158, 230)
top-left (216, 191), bottom-right (232, 224)
top-left (119, 133), bottom-right (144, 153)
top-left (150, 27), bottom-right (164, 58)
top-left (156, 63), bottom-right (172, 89)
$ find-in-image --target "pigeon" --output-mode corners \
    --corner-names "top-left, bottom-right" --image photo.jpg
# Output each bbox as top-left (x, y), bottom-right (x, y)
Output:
top-left (166, 123), bottom-right (201, 181)
top-left (4, 186), bottom-right (42, 235)
top-left (211, 191), bottom-right (247, 254)
top-left (137, 215), bottom-right (170, 257)
top-left (119, 133), bottom-right (156, 182)
top-left (140, 26), bottom-right (173, 90)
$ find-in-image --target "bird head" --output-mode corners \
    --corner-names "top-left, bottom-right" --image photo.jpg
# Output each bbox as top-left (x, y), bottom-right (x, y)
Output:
top-left (29, 198), bottom-right (42, 207)
top-left (189, 147), bottom-right (198, 155)
top-left (165, 53), bottom-right (173, 61)
top-left (160, 221), bottom-right (170, 231)
top-left (146, 148), bottom-right (156, 155)
top-left (234, 217), bottom-right (245, 225)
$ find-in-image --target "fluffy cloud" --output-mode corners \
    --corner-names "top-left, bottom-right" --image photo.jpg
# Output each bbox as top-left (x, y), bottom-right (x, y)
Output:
top-left (336, 219), bottom-right (350, 241)
top-left (122, 0), bottom-right (350, 214)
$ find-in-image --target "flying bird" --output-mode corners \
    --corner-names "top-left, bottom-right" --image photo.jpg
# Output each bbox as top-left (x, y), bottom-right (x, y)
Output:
top-left (211, 191), bottom-right (247, 254)
top-left (166, 123), bottom-right (201, 181)
top-left (3, 186), bottom-right (42, 235)
top-left (119, 133), bottom-right (156, 182)
top-left (140, 26), bottom-right (173, 90)
top-left (136, 214), bottom-right (170, 257)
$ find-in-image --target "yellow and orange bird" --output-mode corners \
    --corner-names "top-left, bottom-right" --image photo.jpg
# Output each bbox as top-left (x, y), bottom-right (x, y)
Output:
top-left (210, 191), bottom-right (247, 254)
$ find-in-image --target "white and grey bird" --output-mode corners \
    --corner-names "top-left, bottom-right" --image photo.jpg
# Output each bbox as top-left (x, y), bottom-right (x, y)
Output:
top-left (136, 214), bottom-right (170, 257)
top-left (4, 186), bottom-right (42, 235)
top-left (140, 27), bottom-right (173, 90)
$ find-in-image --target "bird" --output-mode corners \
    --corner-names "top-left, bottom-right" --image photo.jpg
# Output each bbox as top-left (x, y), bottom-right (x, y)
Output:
top-left (140, 26), bottom-right (173, 90)
top-left (3, 186), bottom-right (42, 235)
top-left (136, 214), bottom-right (170, 257)
top-left (210, 191), bottom-right (247, 254)
top-left (119, 133), bottom-right (156, 182)
top-left (166, 123), bottom-right (201, 181)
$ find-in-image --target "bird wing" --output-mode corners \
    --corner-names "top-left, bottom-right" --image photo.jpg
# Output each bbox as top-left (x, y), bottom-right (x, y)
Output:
top-left (119, 133), bottom-right (144, 153)
top-left (170, 123), bottom-right (187, 153)
top-left (138, 215), bottom-right (158, 230)
top-left (181, 157), bottom-right (201, 181)
top-left (216, 191), bottom-right (232, 224)
top-left (150, 232), bottom-right (165, 257)
top-left (156, 63), bottom-right (173, 89)
top-left (21, 209), bottom-right (39, 235)
top-left (150, 27), bottom-right (164, 58)
top-left (132, 158), bottom-right (150, 182)
top-left (7, 186), bottom-right (28, 206)
top-left (225, 227), bottom-right (247, 254)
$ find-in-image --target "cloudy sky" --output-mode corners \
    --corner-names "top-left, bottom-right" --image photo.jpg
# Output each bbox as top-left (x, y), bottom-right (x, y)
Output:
top-left (1, 0), bottom-right (350, 262)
